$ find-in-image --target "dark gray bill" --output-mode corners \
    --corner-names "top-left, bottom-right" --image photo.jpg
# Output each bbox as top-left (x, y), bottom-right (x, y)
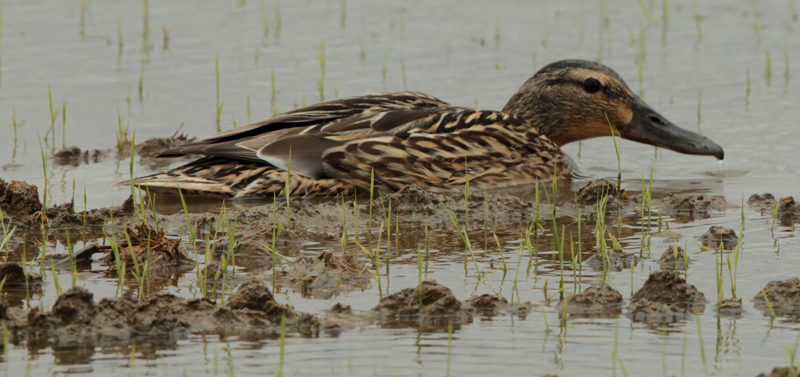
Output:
top-left (619, 97), bottom-right (724, 160)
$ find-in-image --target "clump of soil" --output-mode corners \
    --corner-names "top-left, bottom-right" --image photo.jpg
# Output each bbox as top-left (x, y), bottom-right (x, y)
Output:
top-left (756, 367), bottom-right (800, 377)
top-left (116, 133), bottom-right (195, 159)
top-left (658, 245), bottom-right (689, 271)
top-left (656, 193), bottom-right (728, 223)
top-left (556, 284), bottom-right (623, 318)
top-left (136, 134), bottom-right (195, 159)
top-left (585, 248), bottom-right (639, 271)
top-left (373, 280), bottom-right (471, 327)
top-left (43, 199), bottom-right (116, 232)
top-left (13, 280), bottom-right (317, 348)
top-left (52, 146), bottom-right (107, 167)
top-left (753, 278), bottom-right (800, 318)
top-left (658, 193), bottom-right (727, 212)
top-left (776, 196), bottom-right (800, 223)
top-left (576, 178), bottom-right (622, 207)
top-left (0, 263), bottom-right (43, 293)
top-left (748, 193), bottom-right (777, 213)
top-left (627, 270), bottom-right (706, 324)
top-left (0, 178), bottom-right (43, 226)
top-left (718, 298), bottom-right (743, 317)
top-left (276, 251), bottom-right (370, 298)
top-left (748, 194), bottom-right (800, 223)
top-left (465, 294), bottom-right (532, 317)
top-left (101, 222), bottom-right (194, 275)
top-left (699, 226), bottom-right (738, 250)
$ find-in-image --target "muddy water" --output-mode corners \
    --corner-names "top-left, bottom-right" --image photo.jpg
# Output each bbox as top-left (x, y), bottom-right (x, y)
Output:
top-left (2, 0), bottom-right (800, 376)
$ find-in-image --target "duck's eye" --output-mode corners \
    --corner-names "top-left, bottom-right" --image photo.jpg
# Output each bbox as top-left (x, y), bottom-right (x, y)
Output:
top-left (583, 78), bottom-right (602, 93)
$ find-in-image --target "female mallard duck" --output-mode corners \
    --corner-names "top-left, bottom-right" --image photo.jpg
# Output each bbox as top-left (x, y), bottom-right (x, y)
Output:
top-left (131, 59), bottom-right (724, 198)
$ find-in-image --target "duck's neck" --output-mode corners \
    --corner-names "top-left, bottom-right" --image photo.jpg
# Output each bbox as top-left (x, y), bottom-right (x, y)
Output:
top-left (502, 87), bottom-right (573, 147)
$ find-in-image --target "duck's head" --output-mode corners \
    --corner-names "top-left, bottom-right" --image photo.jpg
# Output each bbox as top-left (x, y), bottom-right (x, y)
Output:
top-left (502, 59), bottom-right (724, 160)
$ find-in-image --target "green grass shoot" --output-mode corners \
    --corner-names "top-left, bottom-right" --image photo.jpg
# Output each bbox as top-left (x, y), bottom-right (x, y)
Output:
top-left (317, 40), bottom-right (326, 101)
top-left (215, 53), bottom-right (224, 131)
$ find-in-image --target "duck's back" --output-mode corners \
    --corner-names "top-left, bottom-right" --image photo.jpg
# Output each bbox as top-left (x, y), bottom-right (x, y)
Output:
top-left (131, 92), bottom-right (568, 198)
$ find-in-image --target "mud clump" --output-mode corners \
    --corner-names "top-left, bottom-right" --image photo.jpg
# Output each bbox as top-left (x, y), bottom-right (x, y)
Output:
top-left (585, 248), bottom-right (639, 271)
top-left (0, 263), bottom-right (43, 293)
top-left (465, 294), bottom-right (532, 317)
top-left (627, 271), bottom-right (706, 323)
top-left (276, 251), bottom-right (370, 298)
top-left (0, 178), bottom-right (43, 225)
top-left (699, 226), bottom-right (738, 250)
top-left (556, 284), bottom-right (623, 318)
top-left (748, 193), bottom-right (776, 213)
top-left (52, 146), bottom-right (107, 167)
top-left (718, 298), bottom-right (743, 317)
top-left (656, 193), bottom-right (727, 222)
top-left (748, 194), bottom-right (800, 224)
top-left (225, 279), bottom-right (299, 324)
top-left (373, 280), bottom-right (471, 327)
top-left (658, 193), bottom-right (727, 212)
top-left (658, 245), bottom-right (689, 271)
top-left (576, 179), bottom-right (623, 207)
top-left (135, 134), bottom-right (195, 159)
top-left (14, 280), bottom-right (318, 348)
top-left (776, 197), bottom-right (800, 224)
top-left (754, 278), bottom-right (800, 318)
top-left (101, 223), bottom-right (194, 275)
top-left (756, 366), bottom-right (800, 377)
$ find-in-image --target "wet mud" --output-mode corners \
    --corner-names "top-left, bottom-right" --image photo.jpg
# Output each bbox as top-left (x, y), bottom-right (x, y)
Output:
top-left (748, 193), bottom-right (800, 225)
top-left (5, 280), bottom-right (317, 349)
top-left (627, 270), bottom-right (706, 324)
top-left (274, 251), bottom-right (371, 299)
top-left (100, 222), bottom-right (195, 275)
top-left (557, 284), bottom-right (623, 318)
top-left (584, 248), bottom-right (640, 271)
top-left (756, 367), bottom-right (800, 377)
top-left (753, 278), bottom-right (800, 318)
top-left (0, 176), bottom-right (796, 362)
top-left (699, 226), bottom-right (739, 250)
top-left (371, 280), bottom-right (530, 330)
top-left (0, 263), bottom-right (43, 293)
top-left (658, 245), bottom-right (689, 271)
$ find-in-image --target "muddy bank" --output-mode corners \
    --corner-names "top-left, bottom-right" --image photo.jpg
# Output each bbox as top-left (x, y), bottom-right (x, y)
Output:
top-left (4, 280), bottom-right (317, 349)
top-left (0, 178), bottom-right (133, 232)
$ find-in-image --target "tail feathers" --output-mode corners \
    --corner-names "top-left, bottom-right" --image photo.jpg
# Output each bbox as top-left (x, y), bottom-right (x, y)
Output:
top-left (126, 173), bottom-right (235, 198)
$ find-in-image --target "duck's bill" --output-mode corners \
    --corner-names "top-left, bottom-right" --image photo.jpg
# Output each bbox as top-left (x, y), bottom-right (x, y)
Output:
top-left (619, 97), bottom-right (724, 160)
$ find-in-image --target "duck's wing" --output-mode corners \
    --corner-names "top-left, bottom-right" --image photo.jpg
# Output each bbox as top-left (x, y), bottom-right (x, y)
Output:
top-left (158, 92), bottom-right (450, 158)
top-left (320, 110), bottom-right (565, 190)
top-left (156, 92), bottom-right (454, 179)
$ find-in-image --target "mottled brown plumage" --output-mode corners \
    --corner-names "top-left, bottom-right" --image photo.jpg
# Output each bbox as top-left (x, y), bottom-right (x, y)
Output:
top-left (130, 60), bottom-right (724, 198)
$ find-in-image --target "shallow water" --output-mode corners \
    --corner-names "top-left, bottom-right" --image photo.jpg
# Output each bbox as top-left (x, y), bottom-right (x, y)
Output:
top-left (2, 0), bottom-right (800, 376)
